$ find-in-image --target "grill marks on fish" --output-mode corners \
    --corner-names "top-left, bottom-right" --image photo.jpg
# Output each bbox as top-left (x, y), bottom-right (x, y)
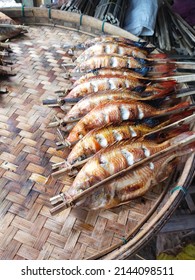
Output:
top-left (95, 133), bottom-right (108, 147)
top-left (78, 156), bottom-right (177, 210)
top-left (65, 75), bottom-right (143, 99)
top-left (67, 139), bottom-right (173, 197)
top-left (65, 101), bottom-right (157, 143)
top-left (66, 122), bottom-right (159, 165)
top-left (75, 42), bottom-right (148, 64)
top-left (73, 35), bottom-right (150, 54)
top-left (71, 69), bottom-right (144, 87)
top-left (121, 149), bottom-right (135, 165)
top-left (73, 54), bottom-right (145, 73)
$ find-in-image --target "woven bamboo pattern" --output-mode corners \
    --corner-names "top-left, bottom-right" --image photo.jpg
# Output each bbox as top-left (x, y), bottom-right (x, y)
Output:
top-left (0, 7), bottom-right (194, 259)
top-left (0, 25), bottom-right (173, 260)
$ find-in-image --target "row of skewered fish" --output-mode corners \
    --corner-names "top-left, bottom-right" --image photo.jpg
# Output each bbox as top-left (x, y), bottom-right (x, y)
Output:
top-left (44, 35), bottom-right (195, 213)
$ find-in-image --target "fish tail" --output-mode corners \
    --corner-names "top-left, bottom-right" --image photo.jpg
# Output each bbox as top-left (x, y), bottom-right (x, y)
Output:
top-left (159, 101), bottom-right (191, 116)
top-left (153, 80), bottom-right (177, 89)
top-left (148, 53), bottom-right (169, 60)
top-left (170, 109), bottom-right (195, 123)
top-left (160, 125), bottom-right (191, 140)
top-left (63, 97), bottom-right (82, 103)
top-left (144, 80), bottom-right (177, 98)
top-left (150, 63), bottom-right (176, 75)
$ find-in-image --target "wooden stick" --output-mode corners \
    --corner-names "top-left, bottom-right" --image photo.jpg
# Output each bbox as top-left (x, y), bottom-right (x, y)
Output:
top-left (165, 0), bottom-right (195, 37)
top-left (175, 62), bottom-right (195, 70)
top-left (48, 117), bottom-right (79, 127)
top-left (51, 157), bottom-right (89, 179)
top-left (0, 87), bottom-right (8, 94)
top-left (0, 42), bottom-right (11, 49)
top-left (42, 99), bottom-right (58, 105)
top-left (0, 23), bottom-right (28, 30)
top-left (157, 74), bottom-right (195, 83)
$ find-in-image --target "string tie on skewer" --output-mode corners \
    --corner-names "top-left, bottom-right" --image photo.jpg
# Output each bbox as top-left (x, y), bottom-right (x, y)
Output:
top-left (101, 19), bottom-right (106, 33)
top-left (170, 185), bottom-right (187, 195)
top-left (79, 13), bottom-right (84, 27)
top-left (21, 4), bottom-right (25, 18)
top-left (121, 237), bottom-right (128, 245)
top-left (48, 8), bottom-right (51, 19)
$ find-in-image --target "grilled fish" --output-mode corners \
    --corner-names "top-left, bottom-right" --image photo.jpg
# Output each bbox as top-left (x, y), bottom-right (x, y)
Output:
top-left (75, 42), bottom-right (151, 64)
top-left (65, 75), bottom-right (144, 99)
top-left (61, 86), bottom-right (176, 121)
top-left (66, 132), bottom-right (195, 209)
top-left (66, 35), bottom-right (150, 51)
top-left (79, 156), bottom-right (177, 209)
top-left (73, 54), bottom-right (147, 73)
top-left (61, 91), bottom-right (136, 120)
top-left (70, 68), bottom-right (145, 87)
top-left (66, 100), bottom-right (190, 144)
top-left (67, 132), bottom-right (194, 199)
top-left (66, 121), bottom-right (170, 166)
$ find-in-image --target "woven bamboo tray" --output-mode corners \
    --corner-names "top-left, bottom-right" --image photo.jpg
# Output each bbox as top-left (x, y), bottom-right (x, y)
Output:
top-left (0, 7), bottom-right (194, 260)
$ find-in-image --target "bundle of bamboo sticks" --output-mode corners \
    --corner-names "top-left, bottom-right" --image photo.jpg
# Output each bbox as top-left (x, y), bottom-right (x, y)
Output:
top-left (60, 0), bottom-right (99, 17)
top-left (94, 0), bottom-right (127, 27)
top-left (142, 1), bottom-right (195, 56)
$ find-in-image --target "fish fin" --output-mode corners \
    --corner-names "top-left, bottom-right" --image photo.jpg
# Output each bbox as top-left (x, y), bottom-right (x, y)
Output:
top-left (148, 53), bottom-right (169, 60)
top-left (160, 101), bottom-right (191, 116)
top-left (152, 80), bottom-right (177, 89)
top-left (150, 63), bottom-right (176, 75)
top-left (134, 66), bottom-right (150, 76)
top-left (133, 85), bottom-right (146, 93)
top-left (135, 57), bottom-right (147, 65)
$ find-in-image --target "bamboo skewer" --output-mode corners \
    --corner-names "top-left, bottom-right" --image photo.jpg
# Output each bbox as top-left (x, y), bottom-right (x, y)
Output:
top-left (158, 74), bottom-right (195, 83)
top-left (0, 23), bottom-right (28, 31)
top-left (0, 87), bottom-right (8, 94)
top-left (0, 42), bottom-right (11, 48)
top-left (0, 65), bottom-right (15, 75)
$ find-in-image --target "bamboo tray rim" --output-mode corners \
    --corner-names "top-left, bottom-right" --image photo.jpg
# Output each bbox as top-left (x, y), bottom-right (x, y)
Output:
top-left (0, 7), bottom-right (141, 42)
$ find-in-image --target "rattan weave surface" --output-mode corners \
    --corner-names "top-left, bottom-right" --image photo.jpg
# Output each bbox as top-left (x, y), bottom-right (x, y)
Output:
top-left (0, 25), bottom-right (180, 260)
